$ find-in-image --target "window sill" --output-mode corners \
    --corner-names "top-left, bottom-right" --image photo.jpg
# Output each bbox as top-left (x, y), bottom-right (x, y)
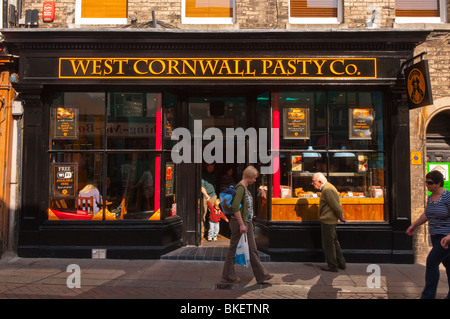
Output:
top-left (75, 18), bottom-right (128, 25)
top-left (181, 17), bottom-right (235, 25)
top-left (393, 22), bottom-right (450, 30)
top-left (288, 17), bottom-right (340, 25)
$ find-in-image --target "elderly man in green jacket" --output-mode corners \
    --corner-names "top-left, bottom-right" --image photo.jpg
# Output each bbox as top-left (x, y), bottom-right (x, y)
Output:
top-left (312, 173), bottom-right (347, 272)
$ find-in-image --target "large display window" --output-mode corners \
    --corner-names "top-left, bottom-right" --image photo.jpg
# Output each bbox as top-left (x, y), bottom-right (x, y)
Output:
top-left (47, 91), bottom-right (175, 221)
top-left (269, 90), bottom-right (386, 222)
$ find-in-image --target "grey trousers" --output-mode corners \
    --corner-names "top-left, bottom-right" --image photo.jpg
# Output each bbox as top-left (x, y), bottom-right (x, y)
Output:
top-left (321, 222), bottom-right (346, 270)
top-left (221, 218), bottom-right (270, 283)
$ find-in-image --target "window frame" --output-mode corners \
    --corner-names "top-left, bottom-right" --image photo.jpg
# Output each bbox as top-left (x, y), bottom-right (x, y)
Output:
top-left (289, 0), bottom-right (343, 25)
top-left (75, 0), bottom-right (128, 25)
top-left (181, 0), bottom-right (235, 25)
top-left (395, 0), bottom-right (447, 23)
top-left (47, 91), bottom-right (170, 222)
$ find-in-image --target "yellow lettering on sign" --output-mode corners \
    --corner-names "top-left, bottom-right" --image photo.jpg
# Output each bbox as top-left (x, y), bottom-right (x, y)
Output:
top-left (59, 57), bottom-right (376, 79)
top-left (70, 59), bottom-right (91, 75)
top-left (330, 59), bottom-right (345, 75)
top-left (312, 59), bottom-right (326, 75)
top-left (199, 60), bottom-right (220, 75)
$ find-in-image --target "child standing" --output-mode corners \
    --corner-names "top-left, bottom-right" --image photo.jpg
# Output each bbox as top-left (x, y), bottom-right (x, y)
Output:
top-left (207, 199), bottom-right (229, 241)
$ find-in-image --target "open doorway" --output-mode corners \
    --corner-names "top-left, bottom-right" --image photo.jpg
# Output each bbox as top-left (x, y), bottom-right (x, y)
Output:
top-left (188, 95), bottom-right (248, 246)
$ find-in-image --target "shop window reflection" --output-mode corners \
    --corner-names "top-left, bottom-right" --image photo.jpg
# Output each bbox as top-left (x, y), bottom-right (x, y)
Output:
top-left (48, 91), bottom-right (167, 222)
top-left (272, 90), bottom-right (386, 222)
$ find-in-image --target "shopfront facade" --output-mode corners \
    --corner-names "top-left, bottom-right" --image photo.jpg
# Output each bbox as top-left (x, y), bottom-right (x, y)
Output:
top-left (2, 29), bottom-right (429, 262)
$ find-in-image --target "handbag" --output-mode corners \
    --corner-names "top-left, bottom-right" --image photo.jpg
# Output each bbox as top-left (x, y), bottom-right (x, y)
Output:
top-left (234, 233), bottom-right (250, 267)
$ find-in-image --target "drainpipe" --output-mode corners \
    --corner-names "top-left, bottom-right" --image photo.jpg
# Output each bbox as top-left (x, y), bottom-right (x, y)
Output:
top-left (8, 100), bottom-right (22, 252)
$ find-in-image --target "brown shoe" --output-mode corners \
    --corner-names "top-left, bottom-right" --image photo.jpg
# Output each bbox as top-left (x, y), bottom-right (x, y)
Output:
top-left (320, 265), bottom-right (338, 272)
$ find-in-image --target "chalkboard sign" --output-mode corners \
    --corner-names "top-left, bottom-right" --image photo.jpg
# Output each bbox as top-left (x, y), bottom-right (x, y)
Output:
top-left (52, 163), bottom-right (77, 198)
top-left (283, 107), bottom-right (309, 139)
top-left (52, 107), bottom-right (78, 139)
top-left (349, 108), bottom-right (373, 140)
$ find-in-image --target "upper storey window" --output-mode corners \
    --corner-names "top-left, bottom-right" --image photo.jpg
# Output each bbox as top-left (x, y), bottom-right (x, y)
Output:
top-left (182, 0), bottom-right (235, 24)
top-left (395, 0), bottom-right (447, 23)
top-left (289, 0), bottom-right (342, 24)
top-left (75, 0), bottom-right (128, 25)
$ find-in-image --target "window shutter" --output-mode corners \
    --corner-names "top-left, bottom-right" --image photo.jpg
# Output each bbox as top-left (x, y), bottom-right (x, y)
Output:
top-left (290, 0), bottom-right (337, 18)
top-left (395, 0), bottom-right (439, 17)
top-left (185, 0), bottom-right (233, 18)
top-left (81, 0), bottom-right (127, 19)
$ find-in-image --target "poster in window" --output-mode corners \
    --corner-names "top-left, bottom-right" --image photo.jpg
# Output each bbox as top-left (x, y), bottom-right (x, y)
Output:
top-left (283, 107), bottom-right (310, 139)
top-left (291, 155), bottom-right (303, 172)
top-left (52, 163), bottom-right (77, 199)
top-left (165, 163), bottom-right (175, 197)
top-left (52, 107), bottom-right (78, 139)
top-left (349, 108), bottom-right (373, 140)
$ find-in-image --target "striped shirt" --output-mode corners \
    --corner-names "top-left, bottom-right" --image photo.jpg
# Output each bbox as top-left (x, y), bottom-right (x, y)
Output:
top-left (425, 189), bottom-right (450, 235)
top-left (207, 203), bottom-right (228, 223)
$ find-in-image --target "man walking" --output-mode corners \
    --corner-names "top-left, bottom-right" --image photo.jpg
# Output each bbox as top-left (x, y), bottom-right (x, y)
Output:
top-left (312, 173), bottom-right (347, 272)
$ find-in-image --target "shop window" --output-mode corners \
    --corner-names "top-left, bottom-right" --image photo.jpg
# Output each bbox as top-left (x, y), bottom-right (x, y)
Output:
top-left (289, 0), bottom-right (343, 24)
top-left (75, 0), bottom-right (128, 25)
top-left (395, 0), bottom-right (446, 23)
top-left (107, 93), bottom-right (158, 150)
top-left (48, 92), bottom-right (171, 222)
top-left (182, 0), bottom-right (235, 24)
top-left (271, 91), bottom-right (385, 222)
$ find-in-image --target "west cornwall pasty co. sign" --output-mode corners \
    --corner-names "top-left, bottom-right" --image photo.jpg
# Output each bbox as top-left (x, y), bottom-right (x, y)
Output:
top-left (59, 57), bottom-right (377, 79)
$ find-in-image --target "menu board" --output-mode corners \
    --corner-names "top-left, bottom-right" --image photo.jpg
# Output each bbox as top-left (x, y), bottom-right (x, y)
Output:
top-left (283, 107), bottom-right (309, 139)
top-left (349, 108), bottom-right (373, 140)
top-left (52, 107), bottom-right (78, 139)
top-left (52, 163), bottom-right (77, 198)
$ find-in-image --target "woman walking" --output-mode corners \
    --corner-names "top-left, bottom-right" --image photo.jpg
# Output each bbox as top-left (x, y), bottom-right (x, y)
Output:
top-left (221, 165), bottom-right (273, 284)
top-left (406, 170), bottom-right (450, 299)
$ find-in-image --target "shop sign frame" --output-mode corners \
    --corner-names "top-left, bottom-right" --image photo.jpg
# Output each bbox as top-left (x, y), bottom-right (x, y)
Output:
top-left (59, 57), bottom-right (377, 80)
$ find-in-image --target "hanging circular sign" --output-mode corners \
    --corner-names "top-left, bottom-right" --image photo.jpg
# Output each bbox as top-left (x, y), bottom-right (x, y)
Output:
top-left (407, 68), bottom-right (426, 105)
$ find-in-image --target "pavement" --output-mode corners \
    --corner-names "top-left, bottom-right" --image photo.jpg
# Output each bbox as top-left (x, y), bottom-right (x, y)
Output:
top-left (0, 252), bottom-right (448, 301)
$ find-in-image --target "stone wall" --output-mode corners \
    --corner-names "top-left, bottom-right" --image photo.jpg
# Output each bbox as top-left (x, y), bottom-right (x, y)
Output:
top-left (16, 0), bottom-right (421, 30)
top-left (409, 34), bottom-right (450, 263)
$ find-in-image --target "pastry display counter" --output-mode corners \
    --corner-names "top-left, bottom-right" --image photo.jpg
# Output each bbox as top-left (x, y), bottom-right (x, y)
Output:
top-left (271, 197), bottom-right (384, 221)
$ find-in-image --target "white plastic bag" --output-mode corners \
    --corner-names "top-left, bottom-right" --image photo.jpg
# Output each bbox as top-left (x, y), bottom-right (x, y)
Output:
top-left (235, 233), bottom-right (250, 267)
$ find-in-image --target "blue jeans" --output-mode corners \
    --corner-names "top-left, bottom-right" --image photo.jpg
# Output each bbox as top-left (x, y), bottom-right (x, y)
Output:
top-left (208, 221), bottom-right (220, 239)
top-left (422, 234), bottom-right (450, 299)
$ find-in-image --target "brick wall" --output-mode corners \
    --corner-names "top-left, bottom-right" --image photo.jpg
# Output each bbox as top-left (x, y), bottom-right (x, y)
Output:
top-left (410, 34), bottom-right (450, 263)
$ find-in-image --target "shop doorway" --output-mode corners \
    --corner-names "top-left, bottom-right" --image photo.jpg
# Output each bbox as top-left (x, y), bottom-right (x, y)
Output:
top-left (426, 109), bottom-right (450, 192)
top-left (188, 95), bottom-right (248, 246)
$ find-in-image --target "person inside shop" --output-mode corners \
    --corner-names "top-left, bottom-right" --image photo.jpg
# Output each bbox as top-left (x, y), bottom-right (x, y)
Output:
top-left (406, 170), bottom-right (450, 299)
top-left (78, 182), bottom-right (102, 215)
top-left (218, 165), bottom-right (236, 193)
top-left (207, 198), bottom-right (229, 241)
top-left (312, 173), bottom-right (347, 272)
top-left (221, 165), bottom-right (274, 284)
top-left (136, 161), bottom-right (154, 211)
top-left (201, 163), bottom-right (217, 240)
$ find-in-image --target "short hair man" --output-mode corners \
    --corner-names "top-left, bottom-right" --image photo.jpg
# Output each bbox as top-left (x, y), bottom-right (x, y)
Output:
top-left (312, 173), bottom-right (347, 272)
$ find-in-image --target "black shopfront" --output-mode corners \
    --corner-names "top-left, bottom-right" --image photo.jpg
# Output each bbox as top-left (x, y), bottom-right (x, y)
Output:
top-left (2, 29), bottom-right (428, 262)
